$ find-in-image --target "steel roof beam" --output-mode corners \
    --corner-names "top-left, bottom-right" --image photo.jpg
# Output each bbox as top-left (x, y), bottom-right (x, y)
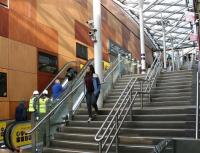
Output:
top-left (144, 0), bottom-right (183, 22)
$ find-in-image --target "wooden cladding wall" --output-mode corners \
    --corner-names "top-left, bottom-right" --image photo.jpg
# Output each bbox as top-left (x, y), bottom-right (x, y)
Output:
top-left (0, 7), bottom-right (8, 38)
top-left (75, 20), bottom-right (93, 47)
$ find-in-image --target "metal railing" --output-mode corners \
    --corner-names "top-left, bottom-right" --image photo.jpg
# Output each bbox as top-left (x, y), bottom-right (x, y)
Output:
top-left (195, 68), bottom-right (199, 140)
top-left (27, 59), bottom-right (94, 134)
top-left (94, 54), bottom-right (162, 153)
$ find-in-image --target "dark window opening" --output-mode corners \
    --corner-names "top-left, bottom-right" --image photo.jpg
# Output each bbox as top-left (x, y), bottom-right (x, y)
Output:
top-left (0, 72), bottom-right (7, 97)
top-left (76, 43), bottom-right (88, 60)
top-left (38, 52), bottom-right (58, 74)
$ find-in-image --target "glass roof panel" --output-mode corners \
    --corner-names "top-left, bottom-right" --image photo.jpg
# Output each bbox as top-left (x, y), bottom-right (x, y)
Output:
top-left (113, 0), bottom-right (194, 50)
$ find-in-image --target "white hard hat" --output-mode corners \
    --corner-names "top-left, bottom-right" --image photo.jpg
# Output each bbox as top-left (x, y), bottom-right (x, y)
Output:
top-left (33, 90), bottom-right (39, 95)
top-left (42, 90), bottom-right (48, 95)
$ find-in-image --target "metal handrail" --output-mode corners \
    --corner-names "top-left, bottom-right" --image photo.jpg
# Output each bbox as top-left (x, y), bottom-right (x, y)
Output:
top-left (195, 70), bottom-right (199, 139)
top-left (103, 59), bottom-right (122, 82)
top-left (27, 56), bottom-right (126, 134)
top-left (95, 53), bottom-right (163, 153)
top-left (95, 77), bottom-right (138, 152)
top-left (27, 80), bottom-right (83, 134)
top-left (38, 61), bottom-right (78, 98)
top-left (145, 53), bottom-right (161, 80)
top-left (27, 60), bottom-right (93, 134)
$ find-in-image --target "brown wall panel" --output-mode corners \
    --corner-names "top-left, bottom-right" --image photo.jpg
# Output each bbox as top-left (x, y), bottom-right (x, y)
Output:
top-left (9, 39), bottom-right (37, 73)
top-left (37, 0), bottom-right (75, 38)
top-left (0, 102), bottom-right (9, 119)
top-left (58, 54), bottom-right (76, 69)
top-left (58, 35), bottom-right (76, 58)
top-left (8, 70), bottom-right (37, 102)
top-left (10, 0), bottom-right (36, 19)
top-left (0, 36), bottom-right (9, 69)
top-left (0, 7), bottom-right (8, 38)
top-left (75, 20), bottom-right (93, 47)
top-left (37, 72), bottom-right (54, 93)
top-left (9, 11), bottom-right (36, 46)
top-left (36, 23), bottom-right (58, 53)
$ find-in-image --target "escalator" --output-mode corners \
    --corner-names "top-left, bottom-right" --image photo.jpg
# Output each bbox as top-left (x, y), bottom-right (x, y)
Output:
top-left (3, 60), bottom-right (94, 152)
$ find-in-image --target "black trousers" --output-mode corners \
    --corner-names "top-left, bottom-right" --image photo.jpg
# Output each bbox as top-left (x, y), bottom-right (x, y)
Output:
top-left (86, 92), bottom-right (99, 118)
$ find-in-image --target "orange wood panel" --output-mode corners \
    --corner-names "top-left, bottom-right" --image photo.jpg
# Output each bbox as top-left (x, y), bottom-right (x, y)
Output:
top-left (8, 70), bottom-right (37, 102)
top-left (75, 20), bottom-right (93, 47)
top-left (10, 0), bottom-right (36, 19)
top-left (9, 39), bottom-right (37, 73)
top-left (75, 0), bottom-right (88, 8)
top-left (37, 72), bottom-right (54, 93)
top-left (0, 36), bottom-right (9, 69)
top-left (58, 54), bottom-right (76, 69)
top-left (36, 23), bottom-right (58, 53)
top-left (0, 7), bottom-right (8, 38)
top-left (9, 11), bottom-right (36, 46)
top-left (58, 35), bottom-right (76, 57)
top-left (122, 26), bottom-right (131, 50)
top-left (0, 101), bottom-right (9, 120)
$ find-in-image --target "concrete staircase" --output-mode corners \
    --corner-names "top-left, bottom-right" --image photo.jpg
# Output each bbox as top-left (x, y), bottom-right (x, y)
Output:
top-left (44, 70), bottom-right (195, 153)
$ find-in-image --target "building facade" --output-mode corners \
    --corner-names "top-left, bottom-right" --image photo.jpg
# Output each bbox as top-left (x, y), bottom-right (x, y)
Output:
top-left (0, 0), bottom-right (154, 120)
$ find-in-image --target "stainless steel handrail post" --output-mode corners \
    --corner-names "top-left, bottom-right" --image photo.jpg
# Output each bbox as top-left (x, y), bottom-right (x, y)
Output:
top-left (99, 141), bottom-right (102, 153)
top-left (111, 71), bottom-right (114, 89)
top-left (130, 88), bottom-right (133, 121)
top-left (196, 71), bottom-right (199, 140)
top-left (115, 114), bottom-right (119, 153)
top-left (140, 80), bottom-right (143, 109)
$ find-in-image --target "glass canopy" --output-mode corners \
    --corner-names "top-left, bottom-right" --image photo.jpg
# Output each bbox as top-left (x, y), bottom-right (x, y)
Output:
top-left (113, 0), bottom-right (195, 50)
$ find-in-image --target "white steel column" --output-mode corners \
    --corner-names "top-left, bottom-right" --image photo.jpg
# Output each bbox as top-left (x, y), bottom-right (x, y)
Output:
top-left (139, 0), bottom-right (146, 74)
top-left (161, 13), bottom-right (167, 69)
top-left (171, 37), bottom-right (175, 71)
top-left (93, 0), bottom-right (103, 108)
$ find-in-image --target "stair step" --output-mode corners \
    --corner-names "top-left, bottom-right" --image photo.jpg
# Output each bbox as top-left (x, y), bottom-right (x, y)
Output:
top-left (66, 120), bottom-right (195, 129)
top-left (60, 126), bottom-right (195, 137)
top-left (43, 147), bottom-right (99, 153)
top-left (133, 114), bottom-right (195, 121)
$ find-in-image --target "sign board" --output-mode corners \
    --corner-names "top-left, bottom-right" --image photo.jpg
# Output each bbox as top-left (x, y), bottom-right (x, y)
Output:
top-left (10, 122), bottom-right (32, 148)
top-left (0, 121), bottom-right (6, 142)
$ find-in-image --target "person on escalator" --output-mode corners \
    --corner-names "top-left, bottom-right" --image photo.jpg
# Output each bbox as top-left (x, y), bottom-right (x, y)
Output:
top-left (15, 101), bottom-right (27, 122)
top-left (52, 79), bottom-right (63, 101)
top-left (66, 68), bottom-right (77, 81)
top-left (84, 65), bottom-right (101, 122)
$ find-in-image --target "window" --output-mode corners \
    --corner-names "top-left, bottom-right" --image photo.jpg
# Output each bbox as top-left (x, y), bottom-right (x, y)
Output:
top-left (38, 52), bottom-right (58, 74)
top-left (0, 0), bottom-right (9, 8)
top-left (76, 43), bottom-right (88, 60)
top-left (0, 72), bottom-right (7, 97)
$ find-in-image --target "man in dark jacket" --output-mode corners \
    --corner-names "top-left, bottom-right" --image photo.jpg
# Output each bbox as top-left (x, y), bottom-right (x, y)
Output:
top-left (15, 101), bottom-right (27, 122)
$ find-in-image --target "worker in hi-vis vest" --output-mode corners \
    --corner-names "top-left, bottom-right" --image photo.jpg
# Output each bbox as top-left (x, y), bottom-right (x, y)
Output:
top-left (39, 90), bottom-right (50, 118)
top-left (39, 89), bottom-right (51, 145)
top-left (28, 90), bottom-right (39, 112)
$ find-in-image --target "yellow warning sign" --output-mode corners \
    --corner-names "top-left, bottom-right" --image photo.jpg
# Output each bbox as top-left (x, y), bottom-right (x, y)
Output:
top-left (11, 122), bottom-right (32, 148)
top-left (0, 121), bottom-right (6, 141)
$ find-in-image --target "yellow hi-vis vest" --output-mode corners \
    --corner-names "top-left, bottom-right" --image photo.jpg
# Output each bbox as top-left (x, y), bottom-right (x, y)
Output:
top-left (28, 97), bottom-right (36, 112)
top-left (39, 97), bottom-right (49, 113)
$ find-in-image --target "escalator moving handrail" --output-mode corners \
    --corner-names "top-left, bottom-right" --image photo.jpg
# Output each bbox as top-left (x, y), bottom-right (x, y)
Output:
top-left (27, 59), bottom-right (93, 134)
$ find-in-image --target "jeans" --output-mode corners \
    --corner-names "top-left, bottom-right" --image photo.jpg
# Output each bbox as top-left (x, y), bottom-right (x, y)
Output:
top-left (85, 92), bottom-right (99, 118)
